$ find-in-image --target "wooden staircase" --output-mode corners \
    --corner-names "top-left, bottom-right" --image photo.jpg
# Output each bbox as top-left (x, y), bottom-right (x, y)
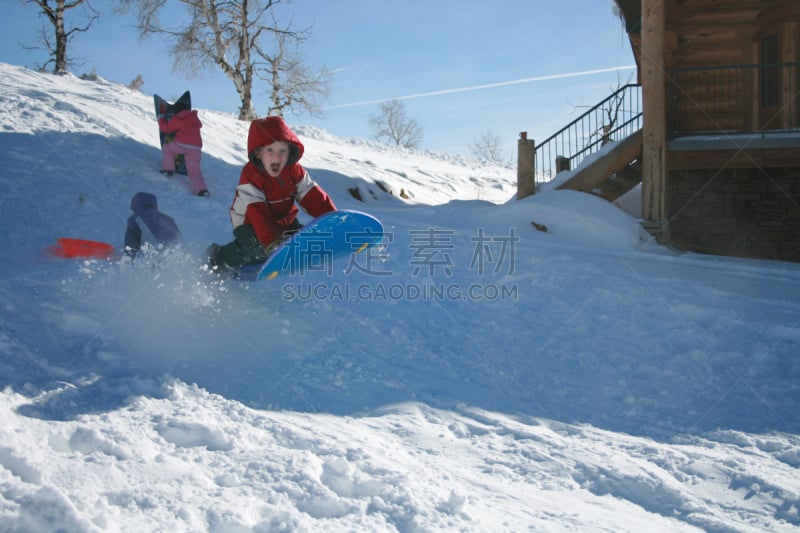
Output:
top-left (555, 129), bottom-right (643, 202)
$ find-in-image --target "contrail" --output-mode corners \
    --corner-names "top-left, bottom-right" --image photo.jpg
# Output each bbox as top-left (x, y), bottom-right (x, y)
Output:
top-left (327, 65), bottom-right (637, 109)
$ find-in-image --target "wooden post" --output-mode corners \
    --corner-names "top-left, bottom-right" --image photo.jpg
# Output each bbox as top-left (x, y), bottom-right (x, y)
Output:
top-left (641, 0), bottom-right (669, 239)
top-left (555, 156), bottom-right (571, 173)
top-left (517, 132), bottom-right (536, 200)
top-left (781, 21), bottom-right (798, 128)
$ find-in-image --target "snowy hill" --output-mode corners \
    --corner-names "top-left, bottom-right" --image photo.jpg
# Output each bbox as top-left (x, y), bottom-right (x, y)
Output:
top-left (0, 61), bottom-right (799, 532)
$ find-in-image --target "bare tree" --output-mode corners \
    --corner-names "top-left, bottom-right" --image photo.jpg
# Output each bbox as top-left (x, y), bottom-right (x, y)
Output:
top-left (23, 0), bottom-right (99, 74)
top-left (369, 99), bottom-right (423, 149)
top-left (120, 0), bottom-right (331, 121)
top-left (569, 70), bottom-right (635, 145)
top-left (260, 11), bottom-right (330, 117)
top-left (469, 129), bottom-right (504, 162)
top-left (128, 73), bottom-right (145, 90)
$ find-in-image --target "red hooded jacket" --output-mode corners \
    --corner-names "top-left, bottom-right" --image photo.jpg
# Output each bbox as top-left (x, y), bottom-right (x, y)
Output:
top-left (229, 116), bottom-right (336, 246)
top-left (158, 109), bottom-right (203, 147)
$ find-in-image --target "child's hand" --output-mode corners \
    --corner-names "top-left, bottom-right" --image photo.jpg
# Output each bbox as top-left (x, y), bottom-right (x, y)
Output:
top-left (276, 214), bottom-right (294, 227)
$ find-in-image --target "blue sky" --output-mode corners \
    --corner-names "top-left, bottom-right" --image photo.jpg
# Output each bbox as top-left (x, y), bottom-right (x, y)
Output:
top-left (0, 1), bottom-right (634, 158)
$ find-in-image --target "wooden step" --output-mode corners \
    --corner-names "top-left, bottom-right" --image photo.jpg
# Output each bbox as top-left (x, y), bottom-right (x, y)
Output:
top-left (597, 163), bottom-right (642, 202)
top-left (556, 130), bottom-right (643, 194)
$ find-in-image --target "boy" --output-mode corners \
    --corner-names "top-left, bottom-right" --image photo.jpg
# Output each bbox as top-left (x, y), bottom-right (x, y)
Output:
top-left (208, 116), bottom-right (336, 272)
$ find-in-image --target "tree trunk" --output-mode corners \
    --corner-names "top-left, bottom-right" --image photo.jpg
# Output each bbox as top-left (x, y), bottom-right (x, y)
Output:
top-left (235, 69), bottom-right (256, 120)
top-left (54, 0), bottom-right (67, 73)
top-left (270, 57), bottom-right (282, 116)
top-left (238, 93), bottom-right (255, 121)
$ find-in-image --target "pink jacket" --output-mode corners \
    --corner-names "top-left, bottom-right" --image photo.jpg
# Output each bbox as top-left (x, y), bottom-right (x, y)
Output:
top-left (158, 109), bottom-right (203, 147)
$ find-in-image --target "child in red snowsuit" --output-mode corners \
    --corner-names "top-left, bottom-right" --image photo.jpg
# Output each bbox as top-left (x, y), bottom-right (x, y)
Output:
top-left (208, 116), bottom-right (336, 272)
top-left (158, 109), bottom-right (210, 197)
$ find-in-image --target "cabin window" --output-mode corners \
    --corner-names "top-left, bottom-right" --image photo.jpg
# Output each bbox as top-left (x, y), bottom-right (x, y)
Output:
top-left (760, 33), bottom-right (779, 107)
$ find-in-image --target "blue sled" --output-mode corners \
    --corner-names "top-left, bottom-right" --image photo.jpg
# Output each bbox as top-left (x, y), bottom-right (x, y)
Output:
top-left (236, 210), bottom-right (384, 281)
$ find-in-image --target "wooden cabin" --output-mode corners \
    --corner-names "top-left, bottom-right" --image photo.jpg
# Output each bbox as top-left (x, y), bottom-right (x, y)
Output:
top-left (525, 0), bottom-right (800, 262)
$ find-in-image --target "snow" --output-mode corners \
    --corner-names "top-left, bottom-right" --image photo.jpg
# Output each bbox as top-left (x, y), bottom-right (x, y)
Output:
top-left (1, 61), bottom-right (799, 532)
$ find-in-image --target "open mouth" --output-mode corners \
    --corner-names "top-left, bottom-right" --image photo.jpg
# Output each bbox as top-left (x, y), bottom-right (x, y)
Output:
top-left (270, 163), bottom-right (281, 174)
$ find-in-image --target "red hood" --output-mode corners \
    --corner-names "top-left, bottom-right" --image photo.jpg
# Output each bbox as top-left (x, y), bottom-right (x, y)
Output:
top-left (247, 116), bottom-right (304, 166)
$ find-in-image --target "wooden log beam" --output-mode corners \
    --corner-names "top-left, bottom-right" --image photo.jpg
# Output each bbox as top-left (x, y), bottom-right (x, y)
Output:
top-left (641, 0), bottom-right (669, 235)
top-left (668, 147), bottom-right (800, 169)
top-left (517, 132), bottom-right (536, 200)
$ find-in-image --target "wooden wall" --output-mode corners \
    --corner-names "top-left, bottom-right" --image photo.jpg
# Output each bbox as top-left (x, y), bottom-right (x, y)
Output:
top-left (665, 1), bottom-right (800, 67)
top-left (615, 0), bottom-right (800, 262)
top-left (666, 0), bottom-right (800, 134)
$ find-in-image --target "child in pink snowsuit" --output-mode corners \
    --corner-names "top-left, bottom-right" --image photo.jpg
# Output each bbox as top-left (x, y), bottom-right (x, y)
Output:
top-left (158, 109), bottom-right (210, 197)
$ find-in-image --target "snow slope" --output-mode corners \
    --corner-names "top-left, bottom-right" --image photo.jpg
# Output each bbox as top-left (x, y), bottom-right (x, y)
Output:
top-left (0, 62), bottom-right (799, 532)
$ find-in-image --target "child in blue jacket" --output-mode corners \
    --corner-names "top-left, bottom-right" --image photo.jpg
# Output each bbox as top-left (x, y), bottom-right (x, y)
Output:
top-left (124, 192), bottom-right (182, 257)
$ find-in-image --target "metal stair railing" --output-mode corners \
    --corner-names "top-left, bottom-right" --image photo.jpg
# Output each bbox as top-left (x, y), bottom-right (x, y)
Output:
top-left (533, 83), bottom-right (642, 185)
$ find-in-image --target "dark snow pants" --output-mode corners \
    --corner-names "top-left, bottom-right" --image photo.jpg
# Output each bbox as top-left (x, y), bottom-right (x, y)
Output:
top-left (211, 221), bottom-right (301, 271)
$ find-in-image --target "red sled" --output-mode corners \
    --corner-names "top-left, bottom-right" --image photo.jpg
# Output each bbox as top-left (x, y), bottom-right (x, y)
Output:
top-left (47, 238), bottom-right (115, 259)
